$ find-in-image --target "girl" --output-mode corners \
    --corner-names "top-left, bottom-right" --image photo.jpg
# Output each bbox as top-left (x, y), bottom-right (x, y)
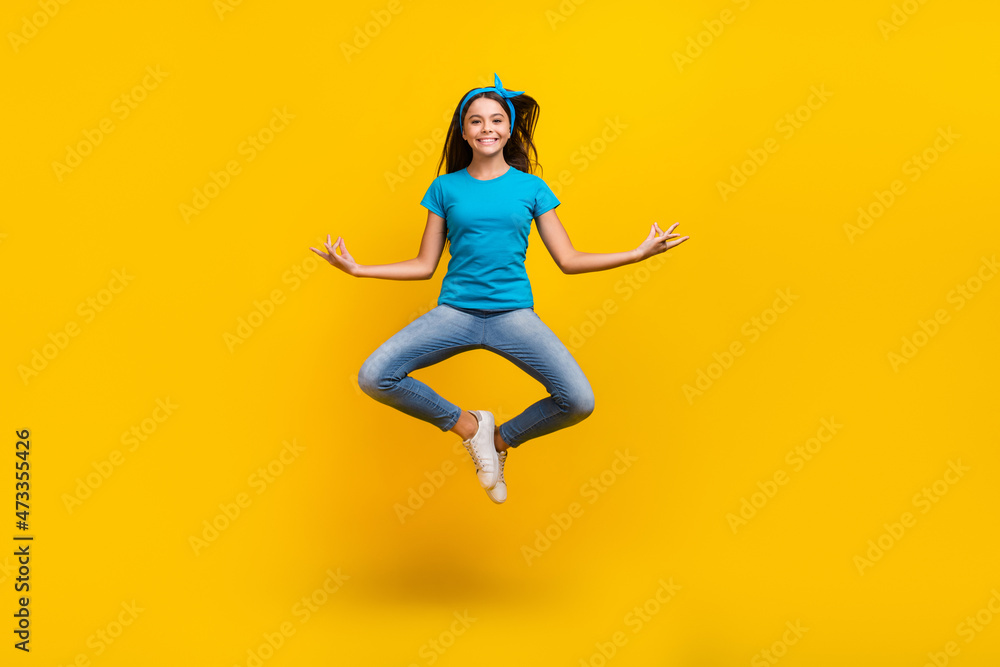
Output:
top-left (311, 73), bottom-right (689, 505)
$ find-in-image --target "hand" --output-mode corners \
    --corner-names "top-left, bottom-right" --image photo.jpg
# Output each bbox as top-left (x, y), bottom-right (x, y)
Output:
top-left (310, 233), bottom-right (360, 276)
top-left (635, 222), bottom-right (689, 262)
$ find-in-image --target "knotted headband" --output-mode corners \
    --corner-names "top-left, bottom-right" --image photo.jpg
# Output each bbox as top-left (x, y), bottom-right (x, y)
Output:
top-left (457, 73), bottom-right (524, 134)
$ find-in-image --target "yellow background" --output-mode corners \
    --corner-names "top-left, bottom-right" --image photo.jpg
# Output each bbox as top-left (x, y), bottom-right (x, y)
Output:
top-left (3, 0), bottom-right (998, 664)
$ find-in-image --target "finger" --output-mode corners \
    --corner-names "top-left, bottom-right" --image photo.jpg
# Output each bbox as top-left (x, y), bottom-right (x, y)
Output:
top-left (667, 222), bottom-right (679, 232)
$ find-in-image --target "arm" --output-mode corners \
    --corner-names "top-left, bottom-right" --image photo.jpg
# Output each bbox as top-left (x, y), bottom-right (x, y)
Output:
top-left (311, 211), bottom-right (448, 280)
top-left (534, 209), bottom-right (689, 275)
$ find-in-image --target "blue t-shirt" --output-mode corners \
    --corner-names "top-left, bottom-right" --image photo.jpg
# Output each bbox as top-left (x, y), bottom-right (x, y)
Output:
top-left (419, 166), bottom-right (560, 309)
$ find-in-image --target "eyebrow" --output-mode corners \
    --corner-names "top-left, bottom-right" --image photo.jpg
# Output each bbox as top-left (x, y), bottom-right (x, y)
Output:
top-left (469, 113), bottom-right (504, 119)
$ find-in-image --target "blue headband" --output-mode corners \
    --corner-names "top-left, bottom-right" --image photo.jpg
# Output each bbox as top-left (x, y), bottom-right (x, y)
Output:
top-left (458, 73), bottom-right (524, 134)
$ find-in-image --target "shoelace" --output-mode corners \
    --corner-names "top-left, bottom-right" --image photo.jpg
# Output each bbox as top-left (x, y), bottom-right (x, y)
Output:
top-left (495, 450), bottom-right (507, 484)
top-left (462, 438), bottom-right (487, 472)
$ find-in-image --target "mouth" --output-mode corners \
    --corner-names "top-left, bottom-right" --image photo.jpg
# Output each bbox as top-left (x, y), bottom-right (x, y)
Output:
top-left (477, 138), bottom-right (499, 145)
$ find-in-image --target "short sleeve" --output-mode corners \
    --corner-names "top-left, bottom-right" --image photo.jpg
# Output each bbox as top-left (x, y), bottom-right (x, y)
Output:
top-left (420, 177), bottom-right (446, 218)
top-left (532, 179), bottom-right (560, 218)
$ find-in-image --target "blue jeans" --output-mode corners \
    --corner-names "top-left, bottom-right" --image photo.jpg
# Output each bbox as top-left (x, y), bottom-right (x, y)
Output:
top-left (358, 304), bottom-right (595, 448)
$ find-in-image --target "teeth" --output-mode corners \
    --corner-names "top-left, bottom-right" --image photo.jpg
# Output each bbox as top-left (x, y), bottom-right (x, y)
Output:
top-left (478, 138), bottom-right (496, 144)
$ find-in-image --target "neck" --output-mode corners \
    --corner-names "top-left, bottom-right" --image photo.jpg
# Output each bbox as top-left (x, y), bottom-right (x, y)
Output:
top-left (466, 154), bottom-right (510, 180)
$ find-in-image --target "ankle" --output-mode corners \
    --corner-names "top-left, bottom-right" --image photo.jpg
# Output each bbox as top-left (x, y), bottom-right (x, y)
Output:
top-left (453, 410), bottom-right (480, 441)
top-left (494, 427), bottom-right (509, 452)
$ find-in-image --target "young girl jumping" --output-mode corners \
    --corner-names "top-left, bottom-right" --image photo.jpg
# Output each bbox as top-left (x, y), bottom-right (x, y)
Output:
top-left (311, 73), bottom-right (689, 505)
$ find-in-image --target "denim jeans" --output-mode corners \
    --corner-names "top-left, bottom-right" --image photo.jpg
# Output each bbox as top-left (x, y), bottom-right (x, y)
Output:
top-left (357, 303), bottom-right (595, 448)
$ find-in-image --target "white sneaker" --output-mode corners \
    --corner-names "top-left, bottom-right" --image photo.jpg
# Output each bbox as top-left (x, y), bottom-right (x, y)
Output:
top-left (461, 410), bottom-right (499, 490)
top-left (486, 449), bottom-right (507, 504)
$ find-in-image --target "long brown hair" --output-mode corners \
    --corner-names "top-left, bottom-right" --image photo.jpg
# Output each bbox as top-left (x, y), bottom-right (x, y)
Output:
top-left (434, 86), bottom-right (544, 177)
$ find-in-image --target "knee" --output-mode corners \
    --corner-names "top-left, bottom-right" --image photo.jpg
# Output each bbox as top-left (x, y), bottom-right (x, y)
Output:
top-left (564, 385), bottom-right (595, 422)
top-left (357, 356), bottom-right (387, 397)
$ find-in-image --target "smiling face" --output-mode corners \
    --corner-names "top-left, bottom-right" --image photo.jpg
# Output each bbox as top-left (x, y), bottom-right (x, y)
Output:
top-left (461, 97), bottom-right (510, 155)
